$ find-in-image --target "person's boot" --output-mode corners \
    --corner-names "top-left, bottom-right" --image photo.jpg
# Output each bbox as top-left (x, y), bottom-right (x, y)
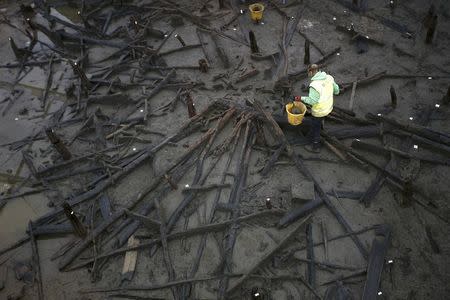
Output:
top-left (304, 142), bottom-right (321, 153)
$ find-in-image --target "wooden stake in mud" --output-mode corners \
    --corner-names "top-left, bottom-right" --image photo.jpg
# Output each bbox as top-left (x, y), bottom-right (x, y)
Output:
top-left (265, 198), bottom-right (272, 209)
top-left (442, 86), bottom-right (450, 105)
top-left (249, 31), bottom-right (259, 54)
top-left (422, 5), bottom-right (435, 28)
top-left (390, 85), bottom-right (397, 108)
top-left (68, 60), bottom-right (90, 90)
top-left (174, 34), bottom-right (186, 47)
top-left (219, 0), bottom-right (225, 9)
top-left (198, 59), bottom-right (208, 73)
top-left (425, 16), bottom-right (437, 44)
top-left (62, 202), bottom-right (87, 238)
top-left (186, 93), bottom-right (197, 118)
top-left (45, 127), bottom-right (71, 160)
top-left (304, 39), bottom-right (310, 65)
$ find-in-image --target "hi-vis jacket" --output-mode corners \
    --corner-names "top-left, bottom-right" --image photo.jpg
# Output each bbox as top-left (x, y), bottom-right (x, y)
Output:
top-left (301, 71), bottom-right (340, 117)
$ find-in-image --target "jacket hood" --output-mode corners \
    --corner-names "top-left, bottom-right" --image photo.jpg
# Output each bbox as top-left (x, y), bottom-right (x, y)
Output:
top-left (311, 71), bottom-right (327, 81)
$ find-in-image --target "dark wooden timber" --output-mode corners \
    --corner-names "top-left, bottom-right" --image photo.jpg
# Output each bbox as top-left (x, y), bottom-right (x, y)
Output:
top-left (62, 202), bottom-right (87, 238)
top-left (362, 225), bottom-right (391, 300)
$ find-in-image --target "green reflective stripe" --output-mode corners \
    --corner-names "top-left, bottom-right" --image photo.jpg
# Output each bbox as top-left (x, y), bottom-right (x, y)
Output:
top-left (301, 87), bottom-right (320, 105)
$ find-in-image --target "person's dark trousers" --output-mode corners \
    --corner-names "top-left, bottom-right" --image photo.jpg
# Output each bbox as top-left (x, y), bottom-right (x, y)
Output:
top-left (310, 116), bottom-right (323, 145)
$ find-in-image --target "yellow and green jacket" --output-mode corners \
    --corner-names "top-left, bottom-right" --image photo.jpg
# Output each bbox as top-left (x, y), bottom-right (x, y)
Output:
top-left (301, 71), bottom-right (340, 117)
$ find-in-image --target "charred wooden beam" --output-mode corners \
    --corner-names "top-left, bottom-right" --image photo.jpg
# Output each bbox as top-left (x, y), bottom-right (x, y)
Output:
top-left (351, 139), bottom-right (450, 165)
top-left (327, 126), bottom-right (381, 140)
top-left (362, 225), bottom-right (391, 300)
top-left (304, 39), bottom-right (310, 65)
top-left (306, 223), bottom-right (316, 288)
top-left (366, 113), bottom-right (450, 147)
top-left (390, 85), bottom-right (397, 108)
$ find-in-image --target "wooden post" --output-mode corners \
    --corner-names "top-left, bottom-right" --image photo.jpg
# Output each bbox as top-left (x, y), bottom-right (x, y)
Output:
top-left (425, 16), bottom-right (437, 44)
top-left (198, 59), bottom-right (208, 73)
top-left (442, 86), bottom-right (450, 105)
top-left (389, 0), bottom-right (396, 9)
top-left (265, 198), bottom-right (272, 209)
top-left (62, 202), bottom-right (87, 238)
top-left (219, 0), bottom-right (225, 9)
top-left (174, 34), bottom-right (186, 47)
top-left (249, 31), bottom-right (259, 54)
top-left (303, 39), bottom-right (310, 65)
top-left (186, 93), bottom-right (197, 118)
top-left (390, 85), bottom-right (397, 108)
top-left (45, 127), bottom-right (72, 160)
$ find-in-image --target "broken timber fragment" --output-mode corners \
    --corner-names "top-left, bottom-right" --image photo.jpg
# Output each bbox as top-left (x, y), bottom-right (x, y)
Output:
top-left (45, 128), bottom-right (71, 160)
top-left (174, 33), bottom-right (186, 46)
top-left (185, 93), bottom-right (197, 118)
top-left (249, 31), bottom-right (259, 54)
top-left (121, 236), bottom-right (139, 282)
top-left (362, 225), bottom-right (391, 300)
top-left (62, 202), bottom-right (86, 238)
top-left (198, 59), bottom-right (208, 73)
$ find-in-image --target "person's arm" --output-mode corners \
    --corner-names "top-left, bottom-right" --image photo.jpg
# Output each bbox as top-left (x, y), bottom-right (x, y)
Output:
top-left (301, 87), bottom-right (320, 106)
top-left (333, 81), bottom-right (340, 95)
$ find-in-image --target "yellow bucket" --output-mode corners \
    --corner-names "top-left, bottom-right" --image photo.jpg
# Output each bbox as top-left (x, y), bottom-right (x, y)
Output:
top-left (249, 3), bottom-right (265, 22)
top-left (286, 102), bottom-right (306, 125)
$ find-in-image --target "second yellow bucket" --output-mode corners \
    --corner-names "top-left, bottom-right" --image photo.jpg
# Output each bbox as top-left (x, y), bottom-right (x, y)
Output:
top-left (249, 3), bottom-right (265, 22)
top-left (286, 102), bottom-right (307, 125)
